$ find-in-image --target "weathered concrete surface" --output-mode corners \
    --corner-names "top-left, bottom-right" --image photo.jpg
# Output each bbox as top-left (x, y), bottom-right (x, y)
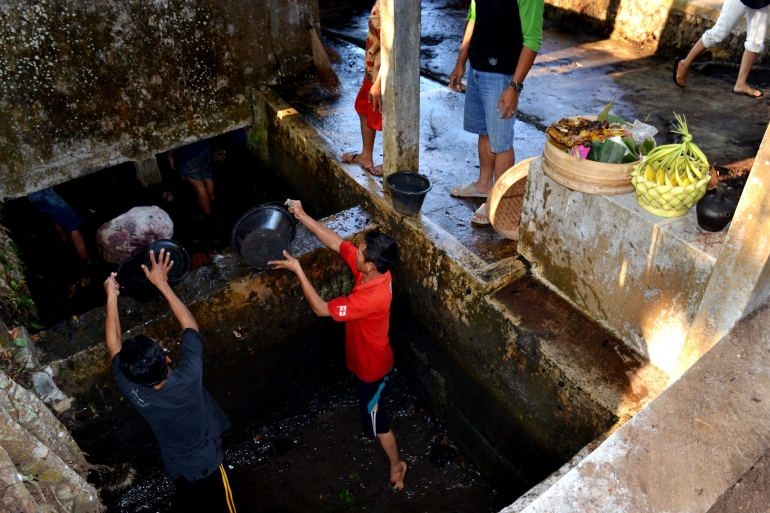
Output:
top-left (323, 0), bottom-right (768, 169)
top-left (519, 158), bottom-right (726, 376)
top-left (676, 123), bottom-right (770, 377)
top-left (380, 0), bottom-right (421, 177)
top-left (517, 300), bottom-right (770, 513)
top-left (36, 208), bottom-right (367, 366)
top-left (0, 0), bottom-right (318, 199)
top-left (248, 88), bottom-right (669, 488)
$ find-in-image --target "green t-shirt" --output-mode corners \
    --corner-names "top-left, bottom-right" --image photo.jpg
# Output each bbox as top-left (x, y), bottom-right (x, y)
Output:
top-left (467, 0), bottom-right (543, 53)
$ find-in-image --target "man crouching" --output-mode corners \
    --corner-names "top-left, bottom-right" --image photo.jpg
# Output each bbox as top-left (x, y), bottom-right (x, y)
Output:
top-left (268, 199), bottom-right (407, 490)
top-left (104, 249), bottom-right (237, 512)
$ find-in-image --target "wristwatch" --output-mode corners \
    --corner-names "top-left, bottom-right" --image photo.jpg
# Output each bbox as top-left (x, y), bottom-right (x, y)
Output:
top-left (509, 80), bottom-right (524, 93)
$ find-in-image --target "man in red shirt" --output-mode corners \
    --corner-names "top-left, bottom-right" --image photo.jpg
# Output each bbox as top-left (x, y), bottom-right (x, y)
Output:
top-left (268, 199), bottom-right (407, 490)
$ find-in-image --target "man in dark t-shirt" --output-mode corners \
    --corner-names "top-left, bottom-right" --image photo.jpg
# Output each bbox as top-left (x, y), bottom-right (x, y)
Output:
top-left (449, 0), bottom-right (544, 224)
top-left (104, 248), bottom-right (236, 512)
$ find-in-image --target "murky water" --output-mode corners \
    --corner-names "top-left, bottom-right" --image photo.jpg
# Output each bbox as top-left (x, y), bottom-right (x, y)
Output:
top-left (87, 323), bottom-right (510, 513)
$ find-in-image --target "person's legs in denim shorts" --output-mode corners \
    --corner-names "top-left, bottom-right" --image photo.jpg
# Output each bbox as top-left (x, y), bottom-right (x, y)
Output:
top-left (179, 148), bottom-right (216, 215)
top-left (457, 66), bottom-right (516, 223)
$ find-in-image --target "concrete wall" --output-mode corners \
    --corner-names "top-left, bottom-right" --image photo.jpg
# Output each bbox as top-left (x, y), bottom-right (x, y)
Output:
top-left (518, 159), bottom-right (725, 377)
top-left (516, 301), bottom-right (770, 513)
top-left (546, 0), bottom-right (764, 62)
top-left (0, 0), bottom-right (319, 200)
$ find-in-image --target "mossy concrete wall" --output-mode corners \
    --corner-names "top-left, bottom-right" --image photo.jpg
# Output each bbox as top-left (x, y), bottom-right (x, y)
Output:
top-left (0, 0), bottom-right (319, 200)
top-left (546, 0), bottom-right (765, 62)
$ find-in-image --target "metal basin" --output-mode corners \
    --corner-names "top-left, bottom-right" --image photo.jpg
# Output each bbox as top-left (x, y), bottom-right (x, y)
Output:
top-left (117, 239), bottom-right (190, 300)
top-left (231, 204), bottom-right (297, 270)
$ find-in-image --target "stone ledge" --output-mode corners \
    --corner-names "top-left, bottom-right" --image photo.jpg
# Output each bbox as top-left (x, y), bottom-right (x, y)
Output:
top-left (516, 301), bottom-right (770, 513)
top-left (519, 157), bottom-right (726, 376)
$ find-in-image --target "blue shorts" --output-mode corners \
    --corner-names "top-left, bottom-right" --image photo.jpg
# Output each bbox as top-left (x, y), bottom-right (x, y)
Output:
top-left (355, 371), bottom-right (391, 438)
top-left (179, 147), bottom-right (213, 182)
top-left (27, 188), bottom-right (82, 233)
top-left (463, 66), bottom-right (516, 153)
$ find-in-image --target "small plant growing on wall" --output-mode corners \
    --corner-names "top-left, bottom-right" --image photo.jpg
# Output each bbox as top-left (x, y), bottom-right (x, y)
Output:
top-left (0, 203), bottom-right (38, 327)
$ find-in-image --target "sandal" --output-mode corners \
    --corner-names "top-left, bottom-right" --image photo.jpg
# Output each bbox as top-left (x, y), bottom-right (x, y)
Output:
top-left (341, 152), bottom-right (383, 177)
top-left (471, 203), bottom-right (490, 225)
top-left (451, 182), bottom-right (488, 198)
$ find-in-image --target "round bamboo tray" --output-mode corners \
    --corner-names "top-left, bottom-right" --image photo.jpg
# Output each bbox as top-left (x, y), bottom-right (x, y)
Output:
top-left (541, 129), bottom-right (636, 195)
top-left (488, 157), bottom-right (535, 240)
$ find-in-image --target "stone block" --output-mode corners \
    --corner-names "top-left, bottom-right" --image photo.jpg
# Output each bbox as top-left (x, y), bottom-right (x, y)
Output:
top-left (519, 157), bottom-right (726, 376)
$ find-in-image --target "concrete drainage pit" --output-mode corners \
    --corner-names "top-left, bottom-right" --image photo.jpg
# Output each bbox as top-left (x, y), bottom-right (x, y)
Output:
top-left (9, 127), bottom-right (656, 512)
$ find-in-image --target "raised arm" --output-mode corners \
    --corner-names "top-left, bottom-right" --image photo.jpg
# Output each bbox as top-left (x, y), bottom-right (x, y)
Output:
top-left (142, 249), bottom-right (199, 331)
top-left (285, 199), bottom-right (343, 253)
top-left (104, 273), bottom-right (123, 359)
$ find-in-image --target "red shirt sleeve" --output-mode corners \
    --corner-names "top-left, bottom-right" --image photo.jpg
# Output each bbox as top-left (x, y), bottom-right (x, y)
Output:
top-left (328, 290), bottom-right (374, 322)
top-left (339, 241), bottom-right (361, 281)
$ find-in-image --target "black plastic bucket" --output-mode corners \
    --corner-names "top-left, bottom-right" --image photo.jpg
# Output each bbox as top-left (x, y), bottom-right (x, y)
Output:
top-left (231, 203), bottom-right (297, 270)
top-left (386, 172), bottom-right (432, 215)
top-left (116, 239), bottom-right (191, 300)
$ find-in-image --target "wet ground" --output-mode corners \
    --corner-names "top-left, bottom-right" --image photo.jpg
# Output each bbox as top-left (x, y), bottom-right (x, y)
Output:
top-left (277, 39), bottom-right (544, 263)
top-left (313, 0), bottom-right (767, 261)
top-left (91, 329), bottom-right (510, 513)
top-left (2, 132), bottom-right (314, 327)
top-left (321, 0), bottom-right (770, 167)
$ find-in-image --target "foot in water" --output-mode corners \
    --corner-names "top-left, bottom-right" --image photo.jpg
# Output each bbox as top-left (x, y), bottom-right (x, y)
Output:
top-left (389, 461), bottom-right (407, 490)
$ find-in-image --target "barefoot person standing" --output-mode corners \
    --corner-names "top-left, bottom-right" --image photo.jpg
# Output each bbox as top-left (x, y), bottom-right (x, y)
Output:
top-left (268, 200), bottom-right (407, 489)
top-left (104, 249), bottom-right (237, 512)
top-left (341, 0), bottom-right (384, 177)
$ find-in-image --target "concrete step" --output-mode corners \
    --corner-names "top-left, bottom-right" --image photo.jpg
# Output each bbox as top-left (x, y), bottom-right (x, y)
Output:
top-left (491, 276), bottom-right (670, 430)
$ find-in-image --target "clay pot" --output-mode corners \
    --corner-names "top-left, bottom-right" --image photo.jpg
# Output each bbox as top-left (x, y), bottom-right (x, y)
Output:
top-left (696, 184), bottom-right (736, 232)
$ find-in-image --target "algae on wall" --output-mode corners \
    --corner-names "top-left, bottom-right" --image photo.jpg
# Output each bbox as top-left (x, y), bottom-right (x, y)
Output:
top-left (0, 0), bottom-right (320, 199)
top-left (0, 218), bottom-right (37, 328)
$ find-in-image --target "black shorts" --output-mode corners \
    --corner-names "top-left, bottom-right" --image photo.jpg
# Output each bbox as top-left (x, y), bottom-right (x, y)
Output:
top-left (171, 464), bottom-right (238, 513)
top-left (355, 370), bottom-right (391, 438)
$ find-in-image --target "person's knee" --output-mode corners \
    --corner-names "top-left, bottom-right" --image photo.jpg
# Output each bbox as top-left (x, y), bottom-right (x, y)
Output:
top-left (745, 41), bottom-right (764, 54)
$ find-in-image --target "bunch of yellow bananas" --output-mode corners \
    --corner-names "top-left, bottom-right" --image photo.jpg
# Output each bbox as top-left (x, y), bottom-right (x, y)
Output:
top-left (634, 114), bottom-right (708, 187)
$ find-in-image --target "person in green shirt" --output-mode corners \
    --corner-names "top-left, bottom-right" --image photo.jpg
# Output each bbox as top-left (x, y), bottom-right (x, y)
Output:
top-left (449, 0), bottom-right (544, 224)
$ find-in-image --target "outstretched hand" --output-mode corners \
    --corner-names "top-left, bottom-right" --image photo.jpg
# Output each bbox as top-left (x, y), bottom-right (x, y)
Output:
top-left (285, 199), bottom-right (307, 220)
top-left (104, 272), bottom-right (120, 298)
top-left (268, 250), bottom-right (302, 275)
top-left (141, 249), bottom-right (175, 289)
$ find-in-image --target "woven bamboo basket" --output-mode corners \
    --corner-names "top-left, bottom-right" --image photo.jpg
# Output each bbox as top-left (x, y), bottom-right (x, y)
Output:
top-left (487, 157), bottom-right (535, 240)
top-left (541, 116), bottom-right (636, 195)
top-left (630, 169), bottom-right (709, 218)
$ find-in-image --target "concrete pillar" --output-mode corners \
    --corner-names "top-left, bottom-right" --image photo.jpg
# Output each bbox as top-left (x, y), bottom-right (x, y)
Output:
top-left (380, 0), bottom-right (421, 178)
top-left (675, 124), bottom-right (770, 378)
top-left (134, 157), bottom-right (163, 188)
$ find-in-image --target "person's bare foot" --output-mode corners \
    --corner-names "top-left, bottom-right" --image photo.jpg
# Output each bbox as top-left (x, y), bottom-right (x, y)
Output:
top-left (389, 461), bottom-right (407, 490)
top-left (676, 58), bottom-right (688, 87)
top-left (341, 151), bottom-right (382, 176)
top-left (733, 85), bottom-right (763, 98)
